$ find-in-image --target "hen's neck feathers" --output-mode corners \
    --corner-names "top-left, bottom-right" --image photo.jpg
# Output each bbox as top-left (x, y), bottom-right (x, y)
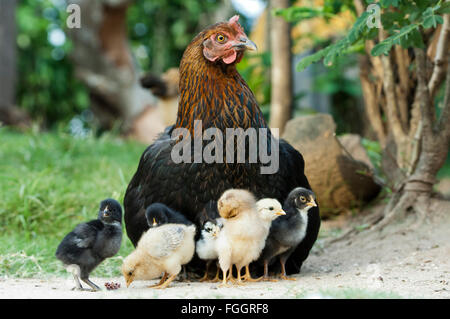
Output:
top-left (175, 33), bottom-right (267, 133)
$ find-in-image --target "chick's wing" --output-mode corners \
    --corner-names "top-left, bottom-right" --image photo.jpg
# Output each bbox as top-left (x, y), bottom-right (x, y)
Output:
top-left (72, 220), bottom-right (103, 248)
top-left (146, 225), bottom-right (186, 258)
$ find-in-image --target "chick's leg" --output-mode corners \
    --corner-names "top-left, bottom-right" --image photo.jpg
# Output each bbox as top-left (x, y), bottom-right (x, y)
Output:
top-left (210, 262), bottom-right (221, 282)
top-left (226, 265), bottom-right (237, 283)
top-left (153, 273), bottom-right (178, 289)
top-left (235, 266), bottom-right (246, 285)
top-left (218, 269), bottom-right (231, 287)
top-left (81, 277), bottom-right (101, 291)
top-left (279, 258), bottom-right (296, 281)
top-left (148, 272), bottom-right (168, 288)
top-left (199, 261), bottom-right (211, 282)
top-left (71, 274), bottom-right (84, 290)
top-left (242, 265), bottom-right (262, 282)
top-left (262, 260), bottom-right (278, 282)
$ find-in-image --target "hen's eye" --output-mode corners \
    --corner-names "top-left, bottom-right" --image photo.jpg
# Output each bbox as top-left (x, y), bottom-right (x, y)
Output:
top-left (300, 196), bottom-right (306, 202)
top-left (269, 207), bottom-right (274, 211)
top-left (216, 34), bottom-right (226, 43)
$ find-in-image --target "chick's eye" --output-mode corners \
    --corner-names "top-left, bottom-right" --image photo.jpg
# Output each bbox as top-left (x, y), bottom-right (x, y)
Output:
top-left (300, 196), bottom-right (306, 202)
top-left (216, 34), bottom-right (226, 43)
top-left (269, 207), bottom-right (274, 211)
top-left (128, 271), bottom-right (133, 276)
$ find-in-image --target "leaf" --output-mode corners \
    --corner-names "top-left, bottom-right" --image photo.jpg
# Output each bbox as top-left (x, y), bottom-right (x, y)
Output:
top-left (380, 0), bottom-right (400, 8)
top-left (296, 47), bottom-right (332, 72)
top-left (371, 41), bottom-right (393, 56)
top-left (436, 2), bottom-right (450, 14)
top-left (422, 14), bottom-right (444, 28)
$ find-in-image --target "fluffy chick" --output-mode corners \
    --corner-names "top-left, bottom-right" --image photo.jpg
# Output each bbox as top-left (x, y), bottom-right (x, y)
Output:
top-left (145, 203), bottom-right (193, 228)
top-left (216, 189), bottom-right (285, 286)
top-left (122, 223), bottom-right (196, 289)
top-left (195, 218), bottom-right (224, 281)
top-left (55, 198), bottom-right (123, 291)
top-left (259, 187), bottom-right (317, 281)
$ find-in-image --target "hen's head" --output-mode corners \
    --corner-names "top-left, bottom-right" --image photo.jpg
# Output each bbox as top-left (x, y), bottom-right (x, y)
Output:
top-left (201, 15), bottom-right (257, 65)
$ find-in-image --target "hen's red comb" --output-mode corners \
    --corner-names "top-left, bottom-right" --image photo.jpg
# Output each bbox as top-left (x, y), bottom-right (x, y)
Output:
top-left (228, 15), bottom-right (244, 34)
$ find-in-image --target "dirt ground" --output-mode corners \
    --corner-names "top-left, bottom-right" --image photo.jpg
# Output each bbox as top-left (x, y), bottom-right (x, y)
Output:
top-left (1, 199), bottom-right (449, 299)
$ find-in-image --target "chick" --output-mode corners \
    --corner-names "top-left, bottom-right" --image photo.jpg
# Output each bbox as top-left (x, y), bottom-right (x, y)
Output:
top-left (259, 187), bottom-right (317, 281)
top-left (195, 218), bottom-right (224, 281)
top-left (122, 223), bottom-right (196, 289)
top-left (145, 203), bottom-right (193, 228)
top-left (55, 198), bottom-right (123, 291)
top-left (216, 189), bottom-right (285, 286)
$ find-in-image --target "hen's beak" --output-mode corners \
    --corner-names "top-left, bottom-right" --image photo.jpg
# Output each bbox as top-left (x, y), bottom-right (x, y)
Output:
top-left (152, 218), bottom-right (157, 227)
top-left (275, 210), bottom-right (286, 216)
top-left (232, 37), bottom-right (257, 51)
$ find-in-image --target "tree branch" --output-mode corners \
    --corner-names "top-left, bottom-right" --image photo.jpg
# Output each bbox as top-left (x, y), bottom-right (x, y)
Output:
top-left (428, 14), bottom-right (450, 98)
top-left (414, 48), bottom-right (435, 137)
top-left (437, 51), bottom-right (450, 145)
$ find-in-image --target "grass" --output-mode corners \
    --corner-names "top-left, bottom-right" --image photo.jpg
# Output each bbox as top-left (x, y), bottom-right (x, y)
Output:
top-left (0, 127), bottom-right (147, 277)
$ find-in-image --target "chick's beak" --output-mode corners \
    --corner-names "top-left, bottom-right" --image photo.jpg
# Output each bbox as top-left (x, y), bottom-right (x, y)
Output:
top-left (306, 200), bottom-right (317, 207)
top-left (125, 276), bottom-right (133, 288)
top-left (102, 206), bottom-right (110, 217)
top-left (152, 218), bottom-right (157, 227)
top-left (275, 210), bottom-right (286, 216)
top-left (232, 36), bottom-right (257, 51)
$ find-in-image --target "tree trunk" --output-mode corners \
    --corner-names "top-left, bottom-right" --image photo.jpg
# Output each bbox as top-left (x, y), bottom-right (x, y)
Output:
top-left (351, 0), bottom-right (450, 233)
top-left (269, 0), bottom-right (293, 136)
top-left (66, 0), bottom-right (158, 137)
top-left (0, 0), bottom-right (29, 127)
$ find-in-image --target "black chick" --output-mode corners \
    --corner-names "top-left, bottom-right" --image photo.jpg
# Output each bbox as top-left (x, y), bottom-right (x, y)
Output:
top-left (259, 187), bottom-right (317, 281)
top-left (55, 199), bottom-right (123, 291)
top-left (145, 203), bottom-right (193, 228)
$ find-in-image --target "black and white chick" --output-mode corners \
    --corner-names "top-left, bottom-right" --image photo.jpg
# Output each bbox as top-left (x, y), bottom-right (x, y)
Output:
top-left (55, 198), bottom-right (123, 291)
top-left (145, 203), bottom-right (193, 228)
top-left (259, 187), bottom-right (317, 281)
top-left (195, 218), bottom-right (224, 282)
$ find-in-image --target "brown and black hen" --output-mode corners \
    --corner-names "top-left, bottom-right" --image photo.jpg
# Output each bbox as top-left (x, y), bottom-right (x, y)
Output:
top-left (124, 16), bottom-right (320, 275)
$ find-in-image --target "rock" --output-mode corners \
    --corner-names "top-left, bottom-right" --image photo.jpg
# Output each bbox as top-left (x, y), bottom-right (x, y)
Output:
top-left (338, 134), bottom-right (374, 169)
top-left (282, 113), bottom-right (381, 217)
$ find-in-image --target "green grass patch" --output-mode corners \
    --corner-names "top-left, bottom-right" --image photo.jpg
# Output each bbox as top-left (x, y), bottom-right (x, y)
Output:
top-left (0, 127), bottom-right (146, 277)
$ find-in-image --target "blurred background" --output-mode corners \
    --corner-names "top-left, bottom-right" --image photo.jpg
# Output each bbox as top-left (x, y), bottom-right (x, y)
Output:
top-left (0, 0), bottom-right (449, 280)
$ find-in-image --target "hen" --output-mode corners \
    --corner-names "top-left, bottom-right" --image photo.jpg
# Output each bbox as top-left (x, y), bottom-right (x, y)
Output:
top-left (124, 15), bottom-right (320, 275)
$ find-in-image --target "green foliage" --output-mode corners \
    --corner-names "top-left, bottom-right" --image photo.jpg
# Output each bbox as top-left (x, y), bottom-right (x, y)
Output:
top-left (0, 128), bottom-right (145, 277)
top-left (126, 0), bottom-right (222, 73)
top-left (237, 52), bottom-right (272, 121)
top-left (15, 0), bottom-right (223, 126)
top-left (0, 127), bottom-right (146, 236)
top-left (16, 0), bottom-right (89, 125)
top-left (279, 0), bottom-right (447, 71)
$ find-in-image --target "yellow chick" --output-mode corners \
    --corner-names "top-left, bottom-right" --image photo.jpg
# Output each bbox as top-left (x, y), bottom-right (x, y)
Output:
top-left (216, 189), bottom-right (285, 286)
top-left (122, 223), bottom-right (196, 289)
